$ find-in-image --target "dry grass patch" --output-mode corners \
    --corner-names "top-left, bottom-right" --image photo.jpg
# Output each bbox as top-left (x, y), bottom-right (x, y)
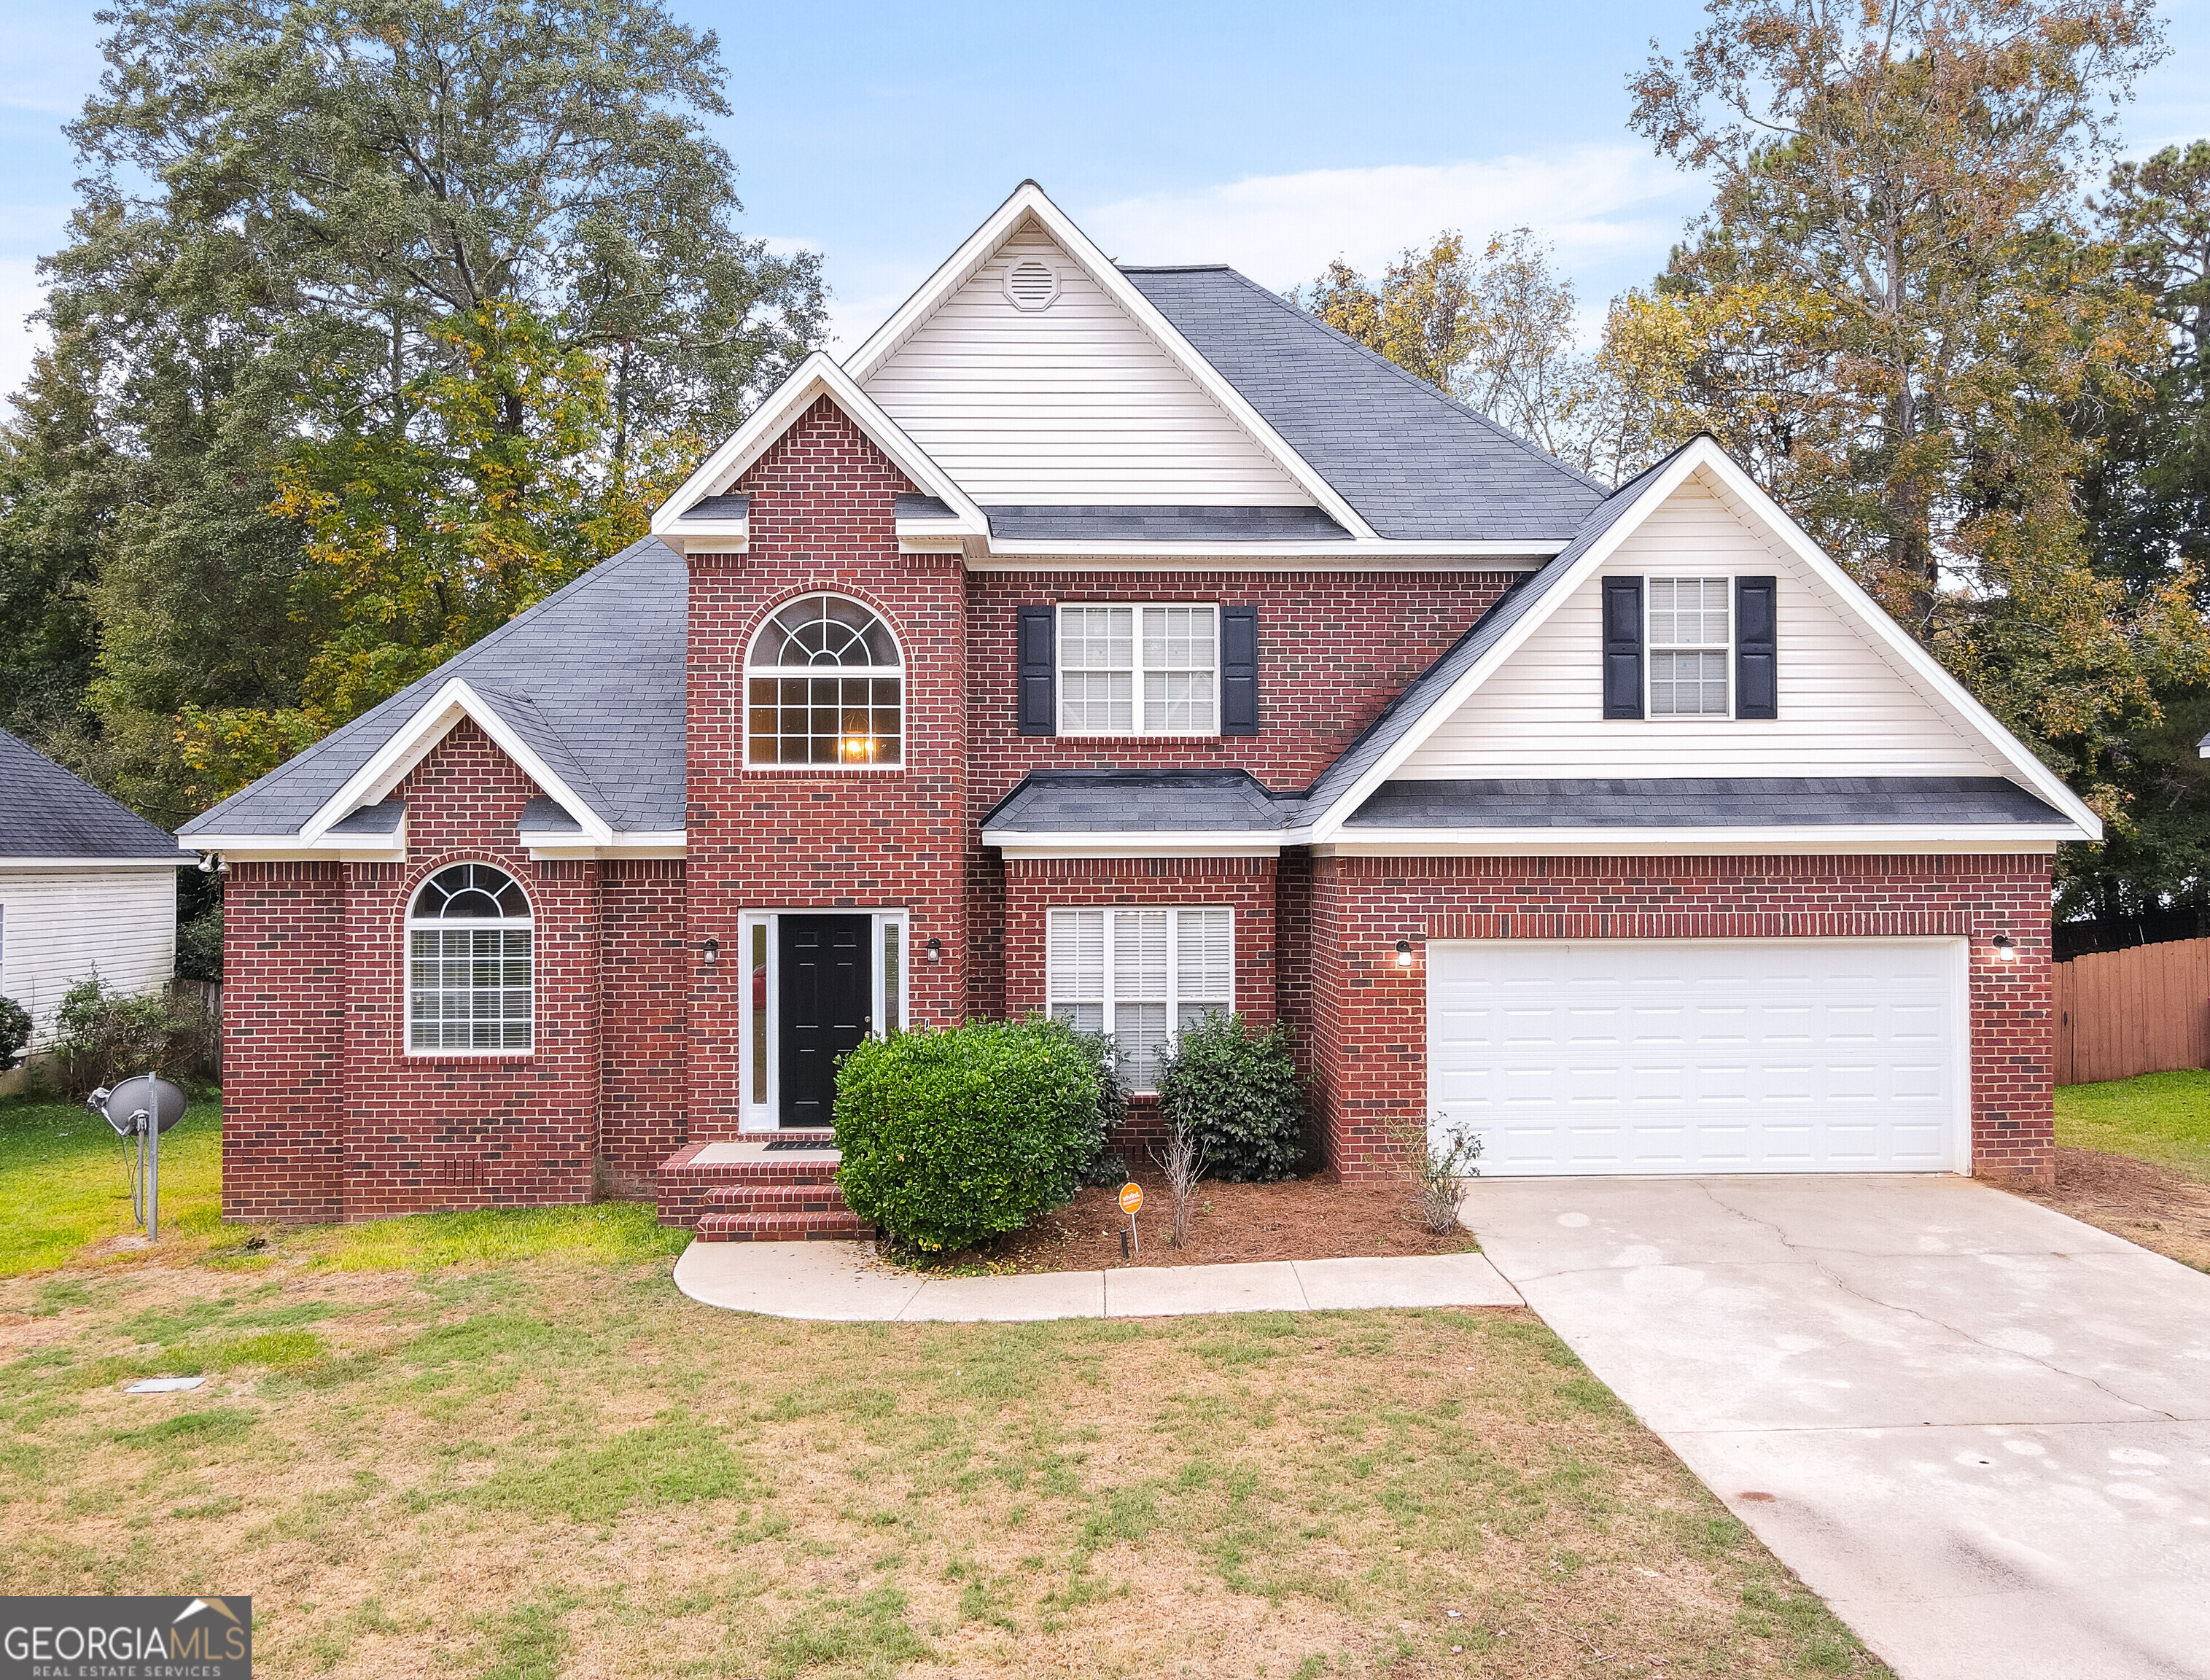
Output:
top-left (1, 1253), bottom-right (1886, 1678)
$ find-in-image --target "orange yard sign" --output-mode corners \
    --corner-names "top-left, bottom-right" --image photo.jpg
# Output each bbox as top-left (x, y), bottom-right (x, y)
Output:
top-left (1119, 1183), bottom-right (1144, 1216)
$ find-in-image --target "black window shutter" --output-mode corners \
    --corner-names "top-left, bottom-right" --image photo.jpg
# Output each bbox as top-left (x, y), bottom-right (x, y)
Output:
top-left (1016, 604), bottom-right (1056, 736)
top-left (1220, 604), bottom-right (1258, 735)
top-left (1735, 576), bottom-right (1778, 718)
top-left (1602, 577), bottom-right (1643, 719)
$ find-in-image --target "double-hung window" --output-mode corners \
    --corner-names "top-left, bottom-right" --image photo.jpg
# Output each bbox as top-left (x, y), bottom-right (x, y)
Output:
top-left (407, 863), bottom-right (533, 1053)
top-left (1058, 604), bottom-right (1218, 735)
top-left (1647, 578), bottom-right (1730, 716)
top-left (1046, 906), bottom-right (1233, 1090)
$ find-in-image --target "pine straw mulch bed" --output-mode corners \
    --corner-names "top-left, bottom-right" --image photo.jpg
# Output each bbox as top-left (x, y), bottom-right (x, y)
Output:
top-left (2003, 1144), bottom-right (2210, 1273)
top-left (916, 1173), bottom-right (1478, 1275)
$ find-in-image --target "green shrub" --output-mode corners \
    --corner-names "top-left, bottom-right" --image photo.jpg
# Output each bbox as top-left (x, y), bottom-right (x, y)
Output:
top-left (1155, 1012), bottom-right (1305, 1183)
top-left (0, 996), bottom-right (29, 1070)
top-left (1065, 1026), bottom-right (1132, 1186)
top-left (52, 973), bottom-right (219, 1092)
top-left (834, 1017), bottom-right (1103, 1253)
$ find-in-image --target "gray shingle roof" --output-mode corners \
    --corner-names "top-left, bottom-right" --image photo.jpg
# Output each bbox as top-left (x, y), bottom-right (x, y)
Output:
top-left (983, 771), bottom-right (1298, 834)
top-left (0, 727), bottom-right (182, 860)
top-left (895, 494), bottom-right (957, 521)
top-left (180, 538), bottom-right (687, 839)
top-left (327, 801), bottom-right (405, 836)
top-left (1121, 265), bottom-right (1606, 544)
top-left (677, 494), bottom-right (750, 521)
top-left (1346, 777), bottom-right (2069, 830)
top-left (517, 796), bottom-right (585, 835)
top-left (983, 505), bottom-right (1352, 542)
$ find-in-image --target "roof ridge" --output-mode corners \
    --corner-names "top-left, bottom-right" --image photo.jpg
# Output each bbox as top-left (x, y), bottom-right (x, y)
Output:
top-left (1205, 267), bottom-right (1613, 497)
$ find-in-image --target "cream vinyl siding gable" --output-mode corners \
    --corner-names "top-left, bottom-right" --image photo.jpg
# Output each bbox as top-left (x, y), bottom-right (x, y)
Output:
top-left (1398, 472), bottom-right (2011, 779)
top-left (0, 867), bottom-right (176, 1048)
top-left (860, 218), bottom-right (1311, 506)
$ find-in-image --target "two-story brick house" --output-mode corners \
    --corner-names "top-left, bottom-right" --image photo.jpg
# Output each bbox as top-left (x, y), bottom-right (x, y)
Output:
top-left (179, 183), bottom-right (2098, 1231)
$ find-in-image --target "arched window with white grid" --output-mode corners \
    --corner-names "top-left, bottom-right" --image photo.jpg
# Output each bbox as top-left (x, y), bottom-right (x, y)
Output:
top-left (406, 863), bottom-right (534, 1053)
top-left (744, 594), bottom-right (904, 767)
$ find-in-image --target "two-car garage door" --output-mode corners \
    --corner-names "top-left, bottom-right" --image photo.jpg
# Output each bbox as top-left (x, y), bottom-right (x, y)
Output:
top-left (1426, 939), bottom-right (1969, 1175)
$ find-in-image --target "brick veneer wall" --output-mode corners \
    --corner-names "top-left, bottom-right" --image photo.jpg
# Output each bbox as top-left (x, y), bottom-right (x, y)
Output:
top-left (597, 859), bottom-right (690, 1198)
top-left (1001, 855), bottom-right (1279, 1156)
top-left (221, 861), bottom-right (346, 1221)
top-left (962, 570), bottom-right (1514, 1019)
top-left (338, 724), bottom-right (602, 1218)
top-left (1309, 852), bottom-right (2058, 1186)
top-left (685, 397), bottom-right (970, 1138)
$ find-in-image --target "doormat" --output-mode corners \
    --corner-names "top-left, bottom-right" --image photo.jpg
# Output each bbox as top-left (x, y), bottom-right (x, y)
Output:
top-left (763, 1138), bottom-right (839, 1152)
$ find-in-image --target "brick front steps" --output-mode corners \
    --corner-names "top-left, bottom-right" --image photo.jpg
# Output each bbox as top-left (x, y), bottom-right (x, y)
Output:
top-left (656, 1138), bottom-right (874, 1242)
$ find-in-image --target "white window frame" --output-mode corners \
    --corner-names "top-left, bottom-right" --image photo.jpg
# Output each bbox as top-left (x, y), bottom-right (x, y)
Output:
top-left (1045, 906), bottom-right (1236, 1093)
top-left (742, 594), bottom-right (906, 771)
top-left (1055, 602), bottom-right (1222, 737)
top-left (737, 909), bottom-right (910, 1132)
top-left (1646, 575), bottom-right (1734, 719)
top-left (405, 863), bottom-right (534, 1057)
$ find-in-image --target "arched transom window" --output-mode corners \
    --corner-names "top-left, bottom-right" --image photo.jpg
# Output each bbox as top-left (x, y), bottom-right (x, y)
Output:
top-left (407, 863), bottom-right (533, 1052)
top-left (745, 594), bottom-right (903, 767)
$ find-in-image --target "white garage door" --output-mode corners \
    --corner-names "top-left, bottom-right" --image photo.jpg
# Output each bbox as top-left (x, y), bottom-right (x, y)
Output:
top-left (1427, 939), bottom-right (1968, 1175)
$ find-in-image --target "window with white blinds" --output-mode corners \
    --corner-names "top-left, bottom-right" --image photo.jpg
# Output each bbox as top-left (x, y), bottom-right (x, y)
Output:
top-left (1057, 604), bottom-right (1219, 735)
top-left (1046, 906), bottom-right (1234, 1090)
top-left (1647, 577), bottom-right (1731, 716)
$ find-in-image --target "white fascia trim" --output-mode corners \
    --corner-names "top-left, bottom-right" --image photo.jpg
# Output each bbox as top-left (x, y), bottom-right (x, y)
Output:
top-left (650, 354), bottom-right (988, 540)
top-left (521, 831), bottom-right (686, 860)
top-left (1306, 438), bottom-right (2104, 843)
top-left (1322, 823), bottom-right (2083, 857)
top-left (2, 856), bottom-right (188, 871)
top-left (664, 519), bottom-right (750, 555)
top-left (986, 831), bottom-right (1295, 859)
top-left (179, 836), bottom-right (407, 863)
top-left (841, 182), bottom-right (1378, 543)
top-left (299, 678), bottom-right (613, 847)
top-left (970, 541), bottom-right (1560, 565)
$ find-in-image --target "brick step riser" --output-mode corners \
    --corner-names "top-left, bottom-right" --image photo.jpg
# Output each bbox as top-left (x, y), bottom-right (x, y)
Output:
top-left (704, 1186), bottom-right (855, 1212)
top-left (694, 1211), bottom-right (875, 1242)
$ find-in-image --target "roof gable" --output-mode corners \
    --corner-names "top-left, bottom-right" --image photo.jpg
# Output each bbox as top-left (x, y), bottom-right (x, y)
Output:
top-left (844, 182), bottom-right (1371, 537)
top-left (860, 214), bottom-right (1315, 508)
top-left (1303, 438), bottom-right (2101, 841)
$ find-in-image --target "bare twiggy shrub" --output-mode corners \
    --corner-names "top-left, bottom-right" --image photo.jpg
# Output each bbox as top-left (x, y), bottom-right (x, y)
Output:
top-left (1151, 1121), bottom-right (1210, 1248)
top-left (1396, 1115), bottom-right (1484, 1234)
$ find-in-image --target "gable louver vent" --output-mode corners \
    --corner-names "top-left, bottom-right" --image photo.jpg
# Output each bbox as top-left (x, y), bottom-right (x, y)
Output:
top-left (1003, 258), bottom-right (1061, 311)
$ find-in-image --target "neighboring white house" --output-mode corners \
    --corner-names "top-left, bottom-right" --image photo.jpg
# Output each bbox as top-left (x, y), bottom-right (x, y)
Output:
top-left (0, 726), bottom-right (183, 1056)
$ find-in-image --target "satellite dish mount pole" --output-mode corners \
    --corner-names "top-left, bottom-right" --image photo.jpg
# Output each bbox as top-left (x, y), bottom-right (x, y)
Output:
top-left (141, 1073), bottom-right (159, 1241)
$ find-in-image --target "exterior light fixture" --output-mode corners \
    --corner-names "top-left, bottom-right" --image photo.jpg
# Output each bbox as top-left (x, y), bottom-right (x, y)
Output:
top-left (1992, 933), bottom-right (2017, 962)
top-left (1395, 939), bottom-right (1415, 967)
top-left (702, 937), bottom-right (720, 968)
top-left (926, 937), bottom-right (943, 961)
top-left (196, 852), bottom-right (227, 874)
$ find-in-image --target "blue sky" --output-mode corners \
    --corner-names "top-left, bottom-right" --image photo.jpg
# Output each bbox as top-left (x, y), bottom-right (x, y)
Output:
top-left (4, 0), bottom-right (2209, 397)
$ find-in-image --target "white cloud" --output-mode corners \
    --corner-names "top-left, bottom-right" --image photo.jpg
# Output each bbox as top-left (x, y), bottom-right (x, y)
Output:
top-left (1078, 147), bottom-right (1700, 301)
top-left (0, 258), bottom-right (47, 408)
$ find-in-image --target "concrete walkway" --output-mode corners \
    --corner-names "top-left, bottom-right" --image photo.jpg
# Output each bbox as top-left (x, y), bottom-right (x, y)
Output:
top-left (673, 1240), bottom-right (1522, 1321)
top-left (1463, 1174), bottom-right (2210, 1680)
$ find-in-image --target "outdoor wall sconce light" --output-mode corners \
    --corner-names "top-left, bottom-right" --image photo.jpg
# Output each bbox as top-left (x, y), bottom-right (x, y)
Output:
top-left (701, 937), bottom-right (719, 968)
top-left (926, 937), bottom-right (943, 961)
top-left (1991, 933), bottom-right (2017, 962)
top-left (1395, 939), bottom-right (1415, 967)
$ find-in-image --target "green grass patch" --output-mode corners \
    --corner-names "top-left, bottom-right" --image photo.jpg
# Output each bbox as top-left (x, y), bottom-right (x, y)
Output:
top-left (2055, 1069), bottom-right (2210, 1183)
top-left (311, 1201), bottom-right (688, 1271)
top-left (113, 1407), bottom-right (256, 1448)
top-left (765, 1587), bottom-right (931, 1680)
top-left (474, 1413), bottom-right (754, 1524)
top-left (0, 1097), bottom-right (224, 1275)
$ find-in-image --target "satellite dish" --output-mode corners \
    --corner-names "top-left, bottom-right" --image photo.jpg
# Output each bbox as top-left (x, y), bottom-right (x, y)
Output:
top-left (90, 1076), bottom-right (189, 1138)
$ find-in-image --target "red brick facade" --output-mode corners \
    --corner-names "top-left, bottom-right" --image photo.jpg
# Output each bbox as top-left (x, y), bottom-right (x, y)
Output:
top-left (1306, 854), bottom-right (2057, 1186)
top-left (218, 389), bottom-right (2063, 1222)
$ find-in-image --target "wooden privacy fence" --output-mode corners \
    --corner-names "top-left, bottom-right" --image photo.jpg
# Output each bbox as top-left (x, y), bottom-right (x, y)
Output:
top-left (2054, 937), bottom-right (2210, 1086)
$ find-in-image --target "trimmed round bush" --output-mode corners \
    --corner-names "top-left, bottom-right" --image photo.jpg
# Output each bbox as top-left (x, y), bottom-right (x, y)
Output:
top-left (0, 995), bottom-right (29, 1071)
top-left (1156, 1011), bottom-right (1305, 1182)
top-left (834, 1016), bottom-right (1104, 1253)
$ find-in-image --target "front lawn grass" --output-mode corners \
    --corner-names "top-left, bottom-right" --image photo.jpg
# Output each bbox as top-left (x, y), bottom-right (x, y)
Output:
top-left (0, 1097), bottom-right (226, 1275)
top-left (0, 1251), bottom-right (1888, 1677)
top-left (2055, 1069), bottom-right (2210, 1183)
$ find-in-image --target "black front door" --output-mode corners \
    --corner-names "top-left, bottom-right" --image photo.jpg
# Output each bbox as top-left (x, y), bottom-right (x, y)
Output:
top-left (777, 915), bottom-right (872, 1129)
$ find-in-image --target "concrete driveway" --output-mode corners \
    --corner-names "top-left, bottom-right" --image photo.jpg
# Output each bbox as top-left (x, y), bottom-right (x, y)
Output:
top-left (1463, 1175), bottom-right (2210, 1680)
